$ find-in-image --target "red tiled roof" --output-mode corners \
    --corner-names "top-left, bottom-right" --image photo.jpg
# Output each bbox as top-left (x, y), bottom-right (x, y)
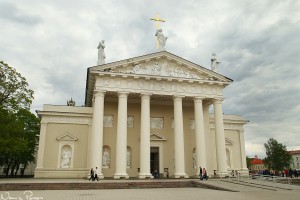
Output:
top-left (251, 159), bottom-right (264, 165)
top-left (289, 150), bottom-right (300, 154)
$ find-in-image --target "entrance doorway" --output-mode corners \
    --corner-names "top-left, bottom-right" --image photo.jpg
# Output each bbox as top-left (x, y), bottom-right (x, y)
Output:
top-left (150, 147), bottom-right (159, 177)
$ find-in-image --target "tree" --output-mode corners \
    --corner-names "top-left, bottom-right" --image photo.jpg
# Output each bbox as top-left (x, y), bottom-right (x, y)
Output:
top-left (246, 156), bottom-right (252, 170)
top-left (264, 138), bottom-right (292, 171)
top-left (0, 108), bottom-right (39, 176)
top-left (0, 61), bottom-right (39, 176)
top-left (0, 61), bottom-right (34, 111)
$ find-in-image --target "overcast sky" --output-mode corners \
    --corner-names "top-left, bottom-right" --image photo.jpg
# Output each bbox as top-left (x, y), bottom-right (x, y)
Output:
top-left (1, 0), bottom-right (299, 158)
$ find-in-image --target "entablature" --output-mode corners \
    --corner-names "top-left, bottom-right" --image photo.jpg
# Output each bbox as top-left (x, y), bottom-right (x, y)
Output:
top-left (94, 75), bottom-right (225, 99)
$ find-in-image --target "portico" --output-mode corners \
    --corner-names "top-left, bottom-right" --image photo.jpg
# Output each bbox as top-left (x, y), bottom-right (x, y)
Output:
top-left (85, 51), bottom-right (231, 179)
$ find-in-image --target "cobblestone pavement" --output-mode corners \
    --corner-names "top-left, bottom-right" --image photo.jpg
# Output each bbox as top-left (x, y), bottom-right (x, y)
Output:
top-left (1, 188), bottom-right (300, 200)
top-left (1, 179), bottom-right (300, 200)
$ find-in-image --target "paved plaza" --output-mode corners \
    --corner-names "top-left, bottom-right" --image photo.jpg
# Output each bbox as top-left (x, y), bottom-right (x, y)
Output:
top-left (1, 179), bottom-right (300, 200)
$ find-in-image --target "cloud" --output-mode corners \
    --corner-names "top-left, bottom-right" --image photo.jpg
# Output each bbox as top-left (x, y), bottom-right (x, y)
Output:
top-left (1, 0), bottom-right (300, 157)
top-left (0, 2), bottom-right (41, 25)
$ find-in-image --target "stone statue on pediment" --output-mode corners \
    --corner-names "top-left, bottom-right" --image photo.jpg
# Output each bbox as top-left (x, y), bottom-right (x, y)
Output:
top-left (211, 53), bottom-right (221, 72)
top-left (97, 40), bottom-right (106, 65)
top-left (155, 29), bottom-right (167, 51)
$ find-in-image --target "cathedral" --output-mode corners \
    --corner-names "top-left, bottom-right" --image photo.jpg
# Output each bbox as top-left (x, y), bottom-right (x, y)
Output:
top-left (34, 29), bottom-right (248, 179)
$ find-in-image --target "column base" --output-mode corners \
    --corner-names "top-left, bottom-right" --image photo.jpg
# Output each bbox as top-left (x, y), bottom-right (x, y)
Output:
top-left (138, 173), bottom-right (153, 179)
top-left (114, 173), bottom-right (129, 179)
top-left (238, 169), bottom-right (249, 175)
top-left (97, 173), bottom-right (104, 179)
top-left (174, 174), bottom-right (189, 179)
top-left (218, 171), bottom-right (228, 178)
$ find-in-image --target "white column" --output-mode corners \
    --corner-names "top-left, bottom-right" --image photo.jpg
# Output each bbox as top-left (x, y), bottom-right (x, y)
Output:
top-left (139, 93), bottom-right (153, 178)
top-left (194, 97), bottom-right (206, 175)
top-left (90, 91), bottom-right (105, 178)
top-left (173, 96), bottom-right (188, 178)
top-left (213, 98), bottom-right (228, 175)
top-left (203, 104), bottom-right (213, 175)
top-left (114, 92), bottom-right (129, 179)
top-left (239, 130), bottom-right (248, 171)
top-left (36, 123), bottom-right (47, 169)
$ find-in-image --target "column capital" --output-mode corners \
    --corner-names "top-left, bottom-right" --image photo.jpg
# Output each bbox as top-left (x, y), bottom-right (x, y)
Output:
top-left (193, 96), bottom-right (205, 103)
top-left (140, 93), bottom-right (152, 98)
top-left (213, 98), bottom-right (224, 104)
top-left (173, 95), bottom-right (185, 102)
top-left (118, 92), bottom-right (129, 98)
top-left (94, 90), bottom-right (106, 98)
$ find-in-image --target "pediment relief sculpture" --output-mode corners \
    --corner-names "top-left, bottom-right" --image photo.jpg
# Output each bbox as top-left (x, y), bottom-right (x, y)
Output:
top-left (111, 60), bottom-right (212, 80)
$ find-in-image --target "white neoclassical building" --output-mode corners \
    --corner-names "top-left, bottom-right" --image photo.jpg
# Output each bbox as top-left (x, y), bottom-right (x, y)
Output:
top-left (34, 51), bottom-right (248, 179)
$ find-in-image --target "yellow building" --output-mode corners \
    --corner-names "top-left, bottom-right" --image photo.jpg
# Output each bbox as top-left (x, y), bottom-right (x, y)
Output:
top-left (34, 51), bottom-right (248, 179)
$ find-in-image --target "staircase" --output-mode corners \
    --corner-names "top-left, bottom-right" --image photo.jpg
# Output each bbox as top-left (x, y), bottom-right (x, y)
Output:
top-left (0, 180), bottom-right (236, 191)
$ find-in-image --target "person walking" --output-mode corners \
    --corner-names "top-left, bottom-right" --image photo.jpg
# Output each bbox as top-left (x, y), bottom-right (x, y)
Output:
top-left (94, 167), bottom-right (99, 181)
top-left (199, 167), bottom-right (203, 180)
top-left (89, 168), bottom-right (94, 181)
top-left (203, 168), bottom-right (208, 180)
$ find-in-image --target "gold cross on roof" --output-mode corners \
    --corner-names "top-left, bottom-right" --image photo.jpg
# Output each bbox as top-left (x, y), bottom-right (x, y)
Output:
top-left (150, 13), bottom-right (165, 30)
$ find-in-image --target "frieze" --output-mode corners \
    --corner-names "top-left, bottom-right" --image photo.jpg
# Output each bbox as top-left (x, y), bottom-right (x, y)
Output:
top-left (44, 116), bottom-right (90, 124)
top-left (210, 123), bottom-right (243, 130)
top-left (98, 77), bottom-right (223, 97)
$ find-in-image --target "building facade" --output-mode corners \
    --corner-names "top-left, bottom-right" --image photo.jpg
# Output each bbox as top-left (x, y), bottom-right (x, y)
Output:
top-left (34, 51), bottom-right (248, 179)
top-left (289, 150), bottom-right (300, 170)
top-left (250, 155), bottom-right (265, 172)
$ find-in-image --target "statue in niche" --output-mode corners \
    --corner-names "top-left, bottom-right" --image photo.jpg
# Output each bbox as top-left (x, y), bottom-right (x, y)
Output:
top-left (97, 40), bottom-right (106, 65)
top-left (193, 152), bottom-right (196, 168)
top-left (155, 29), bottom-right (167, 51)
top-left (61, 147), bottom-right (72, 168)
top-left (127, 149), bottom-right (131, 167)
top-left (102, 148), bottom-right (110, 166)
top-left (211, 53), bottom-right (221, 72)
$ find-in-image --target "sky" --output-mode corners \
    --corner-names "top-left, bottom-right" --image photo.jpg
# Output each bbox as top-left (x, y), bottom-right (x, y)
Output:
top-left (1, 0), bottom-right (300, 158)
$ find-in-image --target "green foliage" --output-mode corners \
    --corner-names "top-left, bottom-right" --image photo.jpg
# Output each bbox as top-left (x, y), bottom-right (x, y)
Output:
top-left (246, 156), bottom-right (252, 169)
top-left (0, 108), bottom-right (40, 176)
top-left (264, 138), bottom-right (292, 171)
top-left (0, 61), bottom-right (39, 176)
top-left (0, 61), bottom-right (34, 111)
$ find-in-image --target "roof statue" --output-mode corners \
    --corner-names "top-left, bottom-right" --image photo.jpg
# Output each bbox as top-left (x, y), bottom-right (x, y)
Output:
top-left (211, 53), bottom-right (221, 72)
top-left (155, 29), bottom-right (168, 51)
top-left (150, 13), bottom-right (167, 51)
top-left (97, 40), bottom-right (106, 65)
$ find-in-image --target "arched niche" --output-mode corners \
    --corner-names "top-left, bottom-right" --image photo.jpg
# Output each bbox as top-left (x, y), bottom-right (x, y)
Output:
top-left (102, 145), bottom-right (111, 168)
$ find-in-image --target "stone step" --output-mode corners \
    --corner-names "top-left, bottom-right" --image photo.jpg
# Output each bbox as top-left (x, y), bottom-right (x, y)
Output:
top-left (0, 180), bottom-right (234, 191)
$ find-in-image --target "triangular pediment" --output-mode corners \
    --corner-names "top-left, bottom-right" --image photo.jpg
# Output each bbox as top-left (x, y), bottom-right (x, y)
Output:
top-left (56, 134), bottom-right (78, 141)
top-left (150, 133), bottom-right (166, 141)
top-left (85, 51), bottom-right (233, 106)
top-left (89, 51), bottom-right (232, 82)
